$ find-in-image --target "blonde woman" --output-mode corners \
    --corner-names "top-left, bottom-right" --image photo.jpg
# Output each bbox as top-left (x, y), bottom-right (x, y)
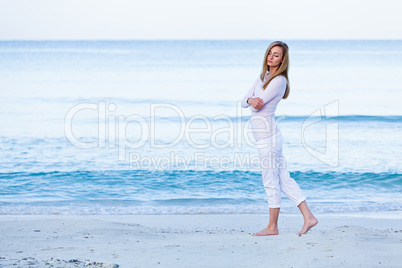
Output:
top-left (241, 41), bottom-right (317, 236)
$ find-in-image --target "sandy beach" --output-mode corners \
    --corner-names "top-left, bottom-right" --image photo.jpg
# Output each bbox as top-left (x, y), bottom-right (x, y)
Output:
top-left (1, 214), bottom-right (401, 267)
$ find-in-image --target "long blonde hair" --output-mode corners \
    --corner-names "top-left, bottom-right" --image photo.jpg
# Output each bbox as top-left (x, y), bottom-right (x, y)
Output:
top-left (260, 41), bottom-right (290, 99)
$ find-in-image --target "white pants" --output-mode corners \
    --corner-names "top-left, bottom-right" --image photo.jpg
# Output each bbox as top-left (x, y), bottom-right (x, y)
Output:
top-left (256, 129), bottom-right (306, 208)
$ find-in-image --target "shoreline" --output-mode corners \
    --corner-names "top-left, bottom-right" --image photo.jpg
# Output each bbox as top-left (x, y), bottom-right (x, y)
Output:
top-left (1, 214), bottom-right (402, 267)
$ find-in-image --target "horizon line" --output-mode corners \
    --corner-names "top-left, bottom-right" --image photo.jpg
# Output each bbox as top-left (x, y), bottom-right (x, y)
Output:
top-left (0, 39), bottom-right (401, 42)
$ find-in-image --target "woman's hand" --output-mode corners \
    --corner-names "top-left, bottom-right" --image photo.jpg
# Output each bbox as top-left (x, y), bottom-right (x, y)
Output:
top-left (247, 97), bottom-right (264, 110)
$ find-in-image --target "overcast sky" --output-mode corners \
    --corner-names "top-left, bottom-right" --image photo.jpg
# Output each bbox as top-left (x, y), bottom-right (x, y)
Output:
top-left (0, 0), bottom-right (400, 40)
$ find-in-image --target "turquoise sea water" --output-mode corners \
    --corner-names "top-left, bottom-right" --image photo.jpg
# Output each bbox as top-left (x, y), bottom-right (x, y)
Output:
top-left (0, 41), bottom-right (401, 216)
top-left (1, 170), bottom-right (401, 215)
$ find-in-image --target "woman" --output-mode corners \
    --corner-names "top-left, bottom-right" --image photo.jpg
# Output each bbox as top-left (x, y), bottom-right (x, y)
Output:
top-left (241, 41), bottom-right (317, 236)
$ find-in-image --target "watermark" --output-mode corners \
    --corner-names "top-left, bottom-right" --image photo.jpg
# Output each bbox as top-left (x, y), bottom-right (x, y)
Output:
top-left (301, 100), bottom-right (339, 167)
top-left (64, 100), bottom-right (339, 169)
top-left (128, 151), bottom-right (286, 172)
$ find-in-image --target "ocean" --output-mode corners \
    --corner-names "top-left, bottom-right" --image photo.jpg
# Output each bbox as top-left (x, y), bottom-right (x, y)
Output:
top-left (0, 40), bottom-right (401, 216)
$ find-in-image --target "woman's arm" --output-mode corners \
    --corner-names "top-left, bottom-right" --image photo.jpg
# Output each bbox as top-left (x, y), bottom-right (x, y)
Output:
top-left (252, 76), bottom-right (287, 111)
top-left (241, 78), bottom-right (259, 108)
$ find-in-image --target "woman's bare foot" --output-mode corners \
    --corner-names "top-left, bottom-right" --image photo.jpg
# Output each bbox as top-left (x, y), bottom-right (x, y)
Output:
top-left (296, 217), bottom-right (318, 235)
top-left (252, 226), bottom-right (279, 236)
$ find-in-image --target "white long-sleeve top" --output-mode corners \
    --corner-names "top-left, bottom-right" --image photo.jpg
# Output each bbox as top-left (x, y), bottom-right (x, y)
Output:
top-left (241, 73), bottom-right (287, 141)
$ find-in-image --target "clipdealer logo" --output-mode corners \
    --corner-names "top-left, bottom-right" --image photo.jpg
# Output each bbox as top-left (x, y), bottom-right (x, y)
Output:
top-left (64, 101), bottom-right (260, 158)
top-left (64, 100), bottom-right (339, 170)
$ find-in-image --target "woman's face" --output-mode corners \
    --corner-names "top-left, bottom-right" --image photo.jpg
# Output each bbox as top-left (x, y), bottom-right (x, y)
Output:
top-left (266, 46), bottom-right (283, 68)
